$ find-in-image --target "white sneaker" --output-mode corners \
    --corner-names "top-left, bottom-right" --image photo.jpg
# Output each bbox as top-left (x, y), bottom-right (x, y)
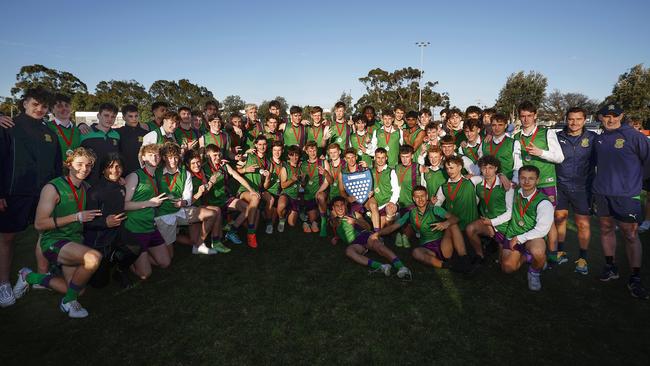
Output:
top-left (639, 221), bottom-right (650, 234)
top-left (192, 243), bottom-right (218, 255)
top-left (277, 220), bottom-right (286, 233)
top-left (527, 271), bottom-right (542, 291)
top-left (380, 264), bottom-right (391, 277)
top-left (13, 267), bottom-right (32, 299)
top-left (265, 223), bottom-right (273, 234)
top-left (59, 299), bottom-right (89, 318)
top-left (0, 282), bottom-right (15, 308)
top-left (397, 266), bottom-right (412, 280)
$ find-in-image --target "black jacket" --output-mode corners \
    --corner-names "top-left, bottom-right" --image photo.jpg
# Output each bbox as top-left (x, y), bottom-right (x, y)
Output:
top-left (84, 177), bottom-right (126, 248)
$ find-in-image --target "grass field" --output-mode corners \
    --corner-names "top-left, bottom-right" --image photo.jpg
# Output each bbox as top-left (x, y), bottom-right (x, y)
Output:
top-left (3, 215), bottom-right (650, 365)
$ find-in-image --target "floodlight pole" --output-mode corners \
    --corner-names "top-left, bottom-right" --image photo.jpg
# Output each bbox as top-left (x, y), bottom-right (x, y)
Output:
top-left (415, 41), bottom-right (430, 111)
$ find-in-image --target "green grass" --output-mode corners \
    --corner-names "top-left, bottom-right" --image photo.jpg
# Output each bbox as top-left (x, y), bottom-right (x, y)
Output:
top-left (3, 217), bottom-right (650, 365)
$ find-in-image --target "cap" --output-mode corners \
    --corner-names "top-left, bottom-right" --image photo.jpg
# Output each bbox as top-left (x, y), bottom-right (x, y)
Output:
top-left (598, 103), bottom-right (623, 116)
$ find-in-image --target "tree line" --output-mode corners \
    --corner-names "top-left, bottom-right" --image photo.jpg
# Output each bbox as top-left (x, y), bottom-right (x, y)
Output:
top-left (1, 63), bottom-right (649, 125)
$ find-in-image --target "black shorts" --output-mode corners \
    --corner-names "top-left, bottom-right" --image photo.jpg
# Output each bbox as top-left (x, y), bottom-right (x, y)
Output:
top-left (556, 187), bottom-right (591, 215)
top-left (593, 193), bottom-right (643, 223)
top-left (0, 195), bottom-right (39, 233)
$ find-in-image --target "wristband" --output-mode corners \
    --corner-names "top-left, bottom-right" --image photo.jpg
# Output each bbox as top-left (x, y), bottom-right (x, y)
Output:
top-left (77, 212), bottom-right (83, 223)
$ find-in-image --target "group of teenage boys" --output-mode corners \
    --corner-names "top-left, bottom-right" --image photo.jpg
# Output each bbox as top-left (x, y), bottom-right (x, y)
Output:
top-left (0, 87), bottom-right (648, 319)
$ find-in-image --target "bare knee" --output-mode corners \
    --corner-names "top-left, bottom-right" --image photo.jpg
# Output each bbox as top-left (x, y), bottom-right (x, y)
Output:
top-left (84, 250), bottom-right (102, 270)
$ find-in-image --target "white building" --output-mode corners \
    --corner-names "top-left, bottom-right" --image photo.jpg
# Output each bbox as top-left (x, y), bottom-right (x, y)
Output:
top-left (74, 111), bottom-right (125, 128)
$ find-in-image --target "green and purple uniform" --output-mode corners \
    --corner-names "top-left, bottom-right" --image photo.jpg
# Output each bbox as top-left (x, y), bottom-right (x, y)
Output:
top-left (374, 127), bottom-right (401, 168)
top-left (513, 127), bottom-right (556, 188)
top-left (505, 189), bottom-right (549, 239)
top-left (282, 163), bottom-right (302, 199)
top-left (238, 153), bottom-right (268, 194)
top-left (301, 159), bottom-right (324, 200)
top-left (422, 167), bottom-right (446, 200)
top-left (329, 122), bottom-right (352, 150)
top-left (202, 130), bottom-right (231, 155)
top-left (125, 169), bottom-right (159, 233)
top-left (40, 177), bottom-right (87, 262)
top-left (372, 166), bottom-right (395, 207)
top-left (204, 163), bottom-right (230, 207)
top-left (440, 177), bottom-right (479, 230)
top-left (349, 132), bottom-right (373, 168)
top-left (396, 162), bottom-right (420, 207)
top-left (476, 179), bottom-right (509, 233)
top-left (397, 205), bottom-right (448, 245)
top-left (460, 142), bottom-right (481, 165)
top-left (267, 160), bottom-right (283, 196)
top-left (283, 123), bottom-right (306, 148)
top-left (306, 125), bottom-right (327, 155)
top-left (175, 126), bottom-right (200, 147)
top-left (155, 168), bottom-right (188, 217)
top-left (328, 160), bottom-right (345, 200)
top-left (481, 136), bottom-right (516, 180)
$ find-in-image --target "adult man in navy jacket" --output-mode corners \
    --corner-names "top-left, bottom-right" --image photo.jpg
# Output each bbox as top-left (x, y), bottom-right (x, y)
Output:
top-left (555, 107), bottom-right (596, 274)
top-left (594, 104), bottom-right (650, 299)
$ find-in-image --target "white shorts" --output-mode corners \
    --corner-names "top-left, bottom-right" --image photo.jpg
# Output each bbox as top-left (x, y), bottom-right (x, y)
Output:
top-left (154, 207), bottom-right (201, 245)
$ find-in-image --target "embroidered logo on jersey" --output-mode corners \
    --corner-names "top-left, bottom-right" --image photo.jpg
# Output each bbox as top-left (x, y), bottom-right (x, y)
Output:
top-left (581, 138), bottom-right (589, 147)
top-left (44, 134), bottom-right (52, 142)
top-left (614, 138), bottom-right (625, 149)
top-left (138, 137), bottom-right (144, 143)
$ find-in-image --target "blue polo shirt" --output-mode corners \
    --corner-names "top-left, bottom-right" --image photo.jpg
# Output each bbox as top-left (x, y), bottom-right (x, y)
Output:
top-left (556, 129), bottom-right (596, 191)
top-left (593, 124), bottom-right (650, 197)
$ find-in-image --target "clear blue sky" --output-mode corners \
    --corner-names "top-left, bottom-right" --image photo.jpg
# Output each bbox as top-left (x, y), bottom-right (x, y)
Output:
top-left (1, 0), bottom-right (649, 111)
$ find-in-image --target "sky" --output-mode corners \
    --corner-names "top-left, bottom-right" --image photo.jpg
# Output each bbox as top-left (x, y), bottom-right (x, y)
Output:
top-left (1, 0), bottom-right (649, 113)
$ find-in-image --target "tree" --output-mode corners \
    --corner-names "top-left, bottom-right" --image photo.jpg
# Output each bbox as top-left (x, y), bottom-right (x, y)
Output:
top-left (495, 71), bottom-right (547, 121)
top-left (149, 79), bottom-right (215, 111)
top-left (540, 90), bottom-right (599, 123)
top-left (258, 96), bottom-right (289, 121)
top-left (11, 64), bottom-right (88, 98)
top-left (95, 80), bottom-right (151, 109)
top-left (604, 64), bottom-right (650, 121)
top-left (337, 91), bottom-right (354, 116)
top-left (221, 95), bottom-right (246, 116)
top-left (354, 67), bottom-right (448, 114)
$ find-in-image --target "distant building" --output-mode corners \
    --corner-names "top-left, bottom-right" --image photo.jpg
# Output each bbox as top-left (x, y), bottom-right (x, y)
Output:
top-left (74, 111), bottom-right (125, 128)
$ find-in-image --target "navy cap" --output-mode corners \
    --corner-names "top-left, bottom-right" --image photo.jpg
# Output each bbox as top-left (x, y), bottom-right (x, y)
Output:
top-left (598, 103), bottom-right (623, 116)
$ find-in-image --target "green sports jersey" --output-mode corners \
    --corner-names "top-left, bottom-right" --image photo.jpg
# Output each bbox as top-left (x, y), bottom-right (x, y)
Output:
top-left (40, 176), bottom-right (86, 248)
top-left (335, 217), bottom-right (365, 245)
top-left (396, 163), bottom-right (420, 207)
top-left (423, 168), bottom-right (446, 199)
top-left (46, 121), bottom-right (81, 162)
top-left (283, 123), bottom-right (305, 147)
top-left (448, 129), bottom-right (467, 147)
top-left (374, 127), bottom-right (401, 168)
top-left (204, 162), bottom-right (229, 206)
top-left (238, 153), bottom-right (268, 193)
top-left (266, 160), bottom-right (283, 195)
top-left (328, 160), bottom-right (345, 199)
top-left (329, 122), bottom-right (352, 149)
top-left (461, 143), bottom-right (481, 164)
top-left (301, 159), bottom-right (323, 200)
top-left (349, 132), bottom-right (373, 167)
top-left (481, 136), bottom-right (515, 180)
top-left (174, 127), bottom-right (200, 147)
top-left (505, 189), bottom-right (549, 239)
top-left (476, 179), bottom-right (509, 233)
top-left (190, 171), bottom-right (208, 207)
top-left (125, 169), bottom-right (159, 233)
top-left (403, 127), bottom-right (422, 148)
top-left (145, 120), bottom-right (160, 132)
top-left (441, 178), bottom-right (479, 230)
top-left (282, 163), bottom-right (301, 199)
top-left (155, 168), bottom-right (188, 217)
top-left (306, 125), bottom-right (327, 152)
top-left (372, 166), bottom-right (394, 206)
top-left (514, 127), bottom-right (556, 188)
top-left (202, 130), bottom-right (230, 153)
top-left (398, 205), bottom-right (448, 245)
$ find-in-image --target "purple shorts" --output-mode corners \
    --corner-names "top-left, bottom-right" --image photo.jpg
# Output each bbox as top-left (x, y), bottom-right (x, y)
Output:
top-left (351, 231), bottom-right (372, 247)
top-left (496, 231), bottom-right (525, 253)
top-left (123, 230), bottom-right (165, 251)
top-left (304, 199), bottom-right (318, 212)
top-left (281, 194), bottom-right (300, 213)
top-left (399, 204), bottom-right (415, 217)
top-left (350, 202), bottom-right (366, 215)
top-left (538, 186), bottom-right (557, 208)
top-left (42, 240), bottom-right (69, 265)
top-left (421, 239), bottom-right (446, 260)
